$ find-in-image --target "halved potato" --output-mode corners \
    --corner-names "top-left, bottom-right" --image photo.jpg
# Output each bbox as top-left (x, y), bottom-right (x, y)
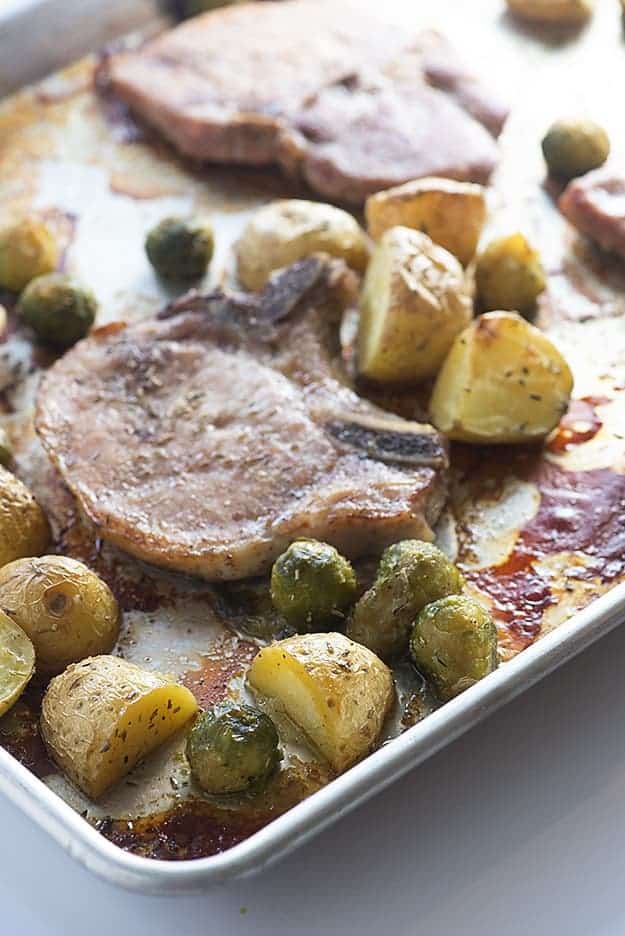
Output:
top-left (430, 312), bottom-right (573, 444)
top-left (0, 609), bottom-right (35, 717)
top-left (506, 0), bottom-right (593, 23)
top-left (40, 655), bottom-right (198, 798)
top-left (357, 227), bottom-right (473, 384)
top-left (247, 632), bottom-right (394, 772)
top-left (0, 465), bottom-right (50, 567)
top-left (236, 199), bottom-right (369, 291)
top-left (365, 177), bottom-right (486, 266)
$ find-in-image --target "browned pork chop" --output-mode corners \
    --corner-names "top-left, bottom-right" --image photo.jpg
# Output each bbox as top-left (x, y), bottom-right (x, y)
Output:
top-left (559, 169), bottom-right (625, 259)
top-left (36, 259), bottom-right (448, 580)
top-left (108, 0), bottom-right (507, 202)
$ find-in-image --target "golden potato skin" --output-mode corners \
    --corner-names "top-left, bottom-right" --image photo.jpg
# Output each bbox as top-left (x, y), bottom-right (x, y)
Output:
top-left (236, 199), bottom-right (369, 290)
top-left (365, 177), bottom-right (486, 266)
top-left (0, 609), bottom-right (35, 716)
top-left (506, 0), bottom-right (593, 23)
top-left (40, 655), bottom-right (198, 799)
top-left (248, 632), bottom-right (394, 772)
top-left (0, 556), bottom-right (120, 676)
top-left (0, 466), bottom-right (49, 567)
top-left (475, 233), bottom-right (546, 315)
top-left (429, 312), bottom-right (573, 444)
top-left (357, 227), bottom-right (473, 384)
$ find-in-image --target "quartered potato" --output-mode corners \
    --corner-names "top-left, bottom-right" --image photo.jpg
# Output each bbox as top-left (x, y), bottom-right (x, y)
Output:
top-left (365, 177), bottom-right (486, 266)
top-left (235, 199), bottom-right (369, 290)
top-left (248, 632), bottom-right (394, 772)
top-left (0, 609), bottom-right (35, 717)
top-left (0, 556), bottom-right (120, 677)
top-left (0, 466), bottom-right (50, 568)
top-left (506, 0), bottom-right (594, 23)
top-left (40, 655), bottom-right (198, 799)
top-left (429, 312), bottom-right (573, 444)
top-left (357, 227), bottom-right (473, 384)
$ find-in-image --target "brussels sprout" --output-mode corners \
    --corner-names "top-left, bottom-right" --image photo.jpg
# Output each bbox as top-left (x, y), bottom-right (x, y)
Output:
top-left (18, 273), bottom-right (97, 349)
top-left (145, 217), bottom-right (214, 280)
top-left (347, 540), bottom-right (464, 659)
top-left (475, 233), bottom-right (546, 315)
top-left (542, 118), bottom-right (610, 181)
top-left (0, 427), bottom-right (12, 467)
top-left (410, 594), bottom-right (498, 701)
top-left (186, 705), bottom-right (281, 794)
top-left (270, 539), bottom-right (358, 632)
top-left (0, 219), bottom-right (58, 293)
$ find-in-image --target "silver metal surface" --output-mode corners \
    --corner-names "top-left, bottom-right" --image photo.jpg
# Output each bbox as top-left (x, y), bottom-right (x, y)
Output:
top-left (1, 0), bottom-right (624, 893)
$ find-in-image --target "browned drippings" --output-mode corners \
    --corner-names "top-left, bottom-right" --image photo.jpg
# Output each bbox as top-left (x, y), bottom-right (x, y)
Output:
top-left (0, 688), bottom-right (54, 779)
top-left (547, 396), bottom-right (608, 454)
top-left (183, 638), bottom-right (258, 708)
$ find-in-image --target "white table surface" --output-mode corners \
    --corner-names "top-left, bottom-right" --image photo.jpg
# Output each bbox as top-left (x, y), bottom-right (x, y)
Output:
top-left (3, 617), bottom-right (625, 935)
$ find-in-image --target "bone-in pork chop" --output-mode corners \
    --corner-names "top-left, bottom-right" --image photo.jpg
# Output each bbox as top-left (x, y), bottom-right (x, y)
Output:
top-left (107, 0), bottom-right (507, 203)
top-left (36, 259), bottom-right (448, 581)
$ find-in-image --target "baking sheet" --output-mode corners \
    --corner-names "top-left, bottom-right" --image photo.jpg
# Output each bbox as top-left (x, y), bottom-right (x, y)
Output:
top-left (0, 0), bottom-right (624, 891)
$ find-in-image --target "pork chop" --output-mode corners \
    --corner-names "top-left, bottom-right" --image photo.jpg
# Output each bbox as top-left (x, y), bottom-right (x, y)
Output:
top-left (559, 169), bottom-right (625, 259)
top-left (107, 0), bottom-right (507, 202)
top-left (36, 258), bottom-right (448, 581)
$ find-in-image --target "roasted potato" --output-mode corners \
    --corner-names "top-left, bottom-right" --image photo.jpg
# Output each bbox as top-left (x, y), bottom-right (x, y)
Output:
top-left (357, 227), bottom-right (472, 384)
top-left (0, 219), bottom-right (58, 293)
top-left (429, 312), bottom-right (573, 444)
top-left (506, 0), bottom-right (594, 23)
top-left (0, 466), bottom-right (49, 568)
top-left (0, 556), bottom-right (120, 676)
top-left (40, 655), bottom-right (198, 798)
top-left (475, 233), bottom-right (546, 316)
top-left (0, 609), bottom-right (35, 717)
top-left (248, 632), bottom-right (394, 772)
top-left (365, 177), bottom-right (486, 266)
top-left (236, 199), bottom-right (369, 291)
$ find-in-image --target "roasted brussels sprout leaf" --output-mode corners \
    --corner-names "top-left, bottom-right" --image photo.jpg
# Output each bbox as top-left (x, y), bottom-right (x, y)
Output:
top-left (475, 233), bottom-right (545, 316)
top-left (41, 655), bottom-right (198, 799)
top-left (542, 118), bottom-right (610, 180)
top-left (0, 219), bottom-right (58, 293)
top-left (0, 556), bottom-right (120, 677)
top-left (347, 540), bottom-right (464, 660)
top-left (0, 466), bottom-right (49, 568)
top-left (0, 610), bottom-right (35, 717)
top-left (248, 632), bottom-right (394, 772)
top-left (270, 540), bottom-right (358, 632)
top-left (430, 312), bottom-right (573, 444)
top-left (18, 273), bottom-right (97, 349)
top-left (236, 199), bottom-right (369, 291)
top-left (145, 216), bottom-right (214, 280)
top-left (187, 705), bottom-right (281, 795)
top-left (410, 595), bottom-right (498, 701)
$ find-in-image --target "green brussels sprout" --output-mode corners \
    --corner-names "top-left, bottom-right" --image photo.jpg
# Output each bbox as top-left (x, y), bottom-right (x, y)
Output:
top-left (542, 118), bottom-right (610, 181)
top-left (410, 594), bottom-right (498, 701)
top-left (0, 219), bottom-right (58, 293)
top-left (347, 540), bottom-right (464, 659)
top-left (18, 273), bottom-right (97, 349)
top-left (186, 705), bottom-right (281, 794)
top-left (475, 233), bottom-right (546, 316)
top-left (145, 217), bottom-right (214, 280)
top-left (270, 539), bottom-right (358, 632)
top-left (0, 427), bottom-right (13, 467)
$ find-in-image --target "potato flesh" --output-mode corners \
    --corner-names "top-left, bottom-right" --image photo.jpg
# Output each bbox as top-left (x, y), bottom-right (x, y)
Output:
top-left (365, 177), bottom-right (486, 267)
top-left (430, 312), bottom-right (574, 443)
top-left (236, 199), bottom-right (369, 291)
top-left (0, 465), bottom-right (49, 567)
top-left (358, 226), bottom-right (473, 383)
top-left (0, 609), bottom-right (35, 716)
top-left (248, 632), bottom-right (394, 772)
top-left (40, 655), bottom-right (198, 799)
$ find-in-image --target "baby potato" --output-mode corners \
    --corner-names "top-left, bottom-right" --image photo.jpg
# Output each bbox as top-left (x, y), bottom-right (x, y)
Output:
top-left (0, 609), bottom-right (35, 717)
top-left (248, 632), bottom-right (394, 772)
top-left (0, 556), bottom-right (120, 676)
top-left (0, 466), bottom-right (50, 567)
top-left (475, 233), bottom-right (546, 315)
top-left (429, 312), bottom-right (573, 444)
top-left (506, 0), bottom-right (594, 23)
top-left (40, 655), bottom-right (198, 799)
top-left (357, 227), bottom-right (473, 384)
top-left (236, 199), bottom-right (369, 290)
top-left (365, 177), bottom-right (486, 266)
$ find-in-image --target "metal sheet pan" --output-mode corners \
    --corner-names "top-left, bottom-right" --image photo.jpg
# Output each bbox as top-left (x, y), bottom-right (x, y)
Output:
top-left (1, 0), bottom-right (625, 893)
